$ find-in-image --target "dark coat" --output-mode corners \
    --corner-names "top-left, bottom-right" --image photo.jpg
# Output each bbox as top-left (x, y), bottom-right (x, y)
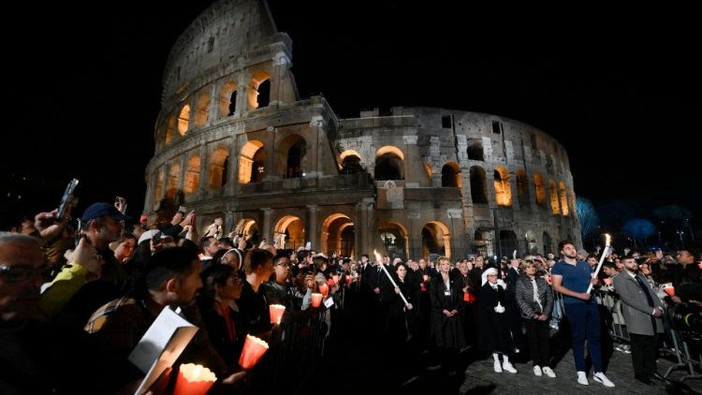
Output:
top-left (477, 282), bottom-right (513, 354)
top-left (429, 273), bottom-right (465, 349)
top-left (515, 274), bottom-right (554, 319)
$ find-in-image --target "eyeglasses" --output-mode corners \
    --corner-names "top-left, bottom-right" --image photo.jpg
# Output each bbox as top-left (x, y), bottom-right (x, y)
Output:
top-left (230, 275), bottom-right (243, 285)
top-left (275, 263), bottom-right (290, 268)
top-left (0, 264), bottom-right (46, 283)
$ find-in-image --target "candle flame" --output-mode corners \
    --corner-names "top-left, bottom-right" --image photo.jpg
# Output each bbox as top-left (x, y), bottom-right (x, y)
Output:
top-left (373, 249), bottom-right (382, 263)
top-left (605, 233), bottom-right (611, 246)
top-left (192, 364), bottom-right (202, 379)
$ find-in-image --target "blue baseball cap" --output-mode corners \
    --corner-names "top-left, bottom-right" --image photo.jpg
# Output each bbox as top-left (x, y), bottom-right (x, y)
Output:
top-left (81, 202), bottom-right (130, 222)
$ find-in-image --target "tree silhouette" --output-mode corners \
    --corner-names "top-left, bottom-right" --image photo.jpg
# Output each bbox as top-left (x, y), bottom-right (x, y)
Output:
top-left (577, 197), bottom-right (600, 239)
top-left (622, 218), bottom-right (656, 249)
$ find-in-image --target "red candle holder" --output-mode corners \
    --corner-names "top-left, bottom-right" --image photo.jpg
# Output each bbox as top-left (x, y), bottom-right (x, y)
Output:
top-left (311, 293), bottom-right (323, 308)
top-left (318, 282), bottom-right (329, 297)
top-left (174, 363), bottom-right (216, 395)
top-left (664, 287), bottom-right (675, 297)
top-left (269, 304), bottom-right (286, 325)
top-left (463, 292), bottom-right (476, 303)
top-left (603, 278), bottom-right (612, 286)
top-left (238, 335), bottom-right (269, 370)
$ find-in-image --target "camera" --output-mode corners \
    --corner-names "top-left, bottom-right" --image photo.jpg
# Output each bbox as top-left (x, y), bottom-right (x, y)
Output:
top-left (668, 302), bottom-right (702, 350)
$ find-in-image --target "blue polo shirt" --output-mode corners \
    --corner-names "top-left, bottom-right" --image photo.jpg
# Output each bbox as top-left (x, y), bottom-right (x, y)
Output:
top-left (551, 260), bottom-right (593, 305)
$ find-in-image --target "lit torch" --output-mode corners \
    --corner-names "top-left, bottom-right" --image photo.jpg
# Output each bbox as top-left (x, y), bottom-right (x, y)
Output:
top-left (586, 234), bottom-right (611, 294)
top-left (374, 249), bottom-right (409, 307)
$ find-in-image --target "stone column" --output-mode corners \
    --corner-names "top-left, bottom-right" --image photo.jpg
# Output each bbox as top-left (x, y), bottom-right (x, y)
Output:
top-left (198, 144), bottom-right (208, 199)
top-left (261, 208), bottom-right (273, 242)
top-left (306, 205), bottom-right (319, 250)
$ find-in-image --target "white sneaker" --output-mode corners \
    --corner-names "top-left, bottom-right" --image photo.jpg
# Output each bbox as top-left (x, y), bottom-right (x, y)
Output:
top-left (542, 366), bottom-right (556, 378)
top-left (577, 371), bottom-right (589, 385)
top-left (502, 361), bottom-right (517, 374)
top-left (494, 360), bottom-right (502, 373)
top-left (593, 372), bottom-right (615, 387)
top-left (533, 365), bottom-right (542, 376)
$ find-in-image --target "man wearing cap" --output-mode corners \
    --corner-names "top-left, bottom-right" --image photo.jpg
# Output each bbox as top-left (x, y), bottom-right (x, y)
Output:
top-left (39, 202), bottom-right (127, 329)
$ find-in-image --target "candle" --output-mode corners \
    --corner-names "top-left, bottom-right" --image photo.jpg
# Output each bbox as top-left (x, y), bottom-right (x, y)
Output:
top-left (423, 274), bottom-right (429, 283)
top-left (310, 292), bottom-right (323, 307)
top-left (373, 249), bottom-right (410, 307)
top-left (238, 335), bottom-right (269, 370)
top-left (463, 292), bottom-right (476, 303)
top-left (603, 277), bottom-right (612, 286)
top-left (318, 282), bottom-right (329, 297)
top-left (664, 287), bottom-right (675, 297)
top-left (174, 363), bottom-right (216, 395)
top-left (544, 275), bottom-right (552, 285)
top-left (332, 274), bottom-right (340, 285)
top-left (269, 304), bottom-right (286, 325)
top-left (586, 234), bottom-right (611, 294)
top-left (345, 274), bottom-right (353, 285)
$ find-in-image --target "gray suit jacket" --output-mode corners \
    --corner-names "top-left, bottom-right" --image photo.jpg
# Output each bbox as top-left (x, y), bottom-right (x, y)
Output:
top-left (612, 271), bottom-right (664, 336)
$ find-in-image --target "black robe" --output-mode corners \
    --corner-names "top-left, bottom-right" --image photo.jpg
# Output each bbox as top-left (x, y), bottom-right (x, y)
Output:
top-left (477, 282), bottom-right (513, 354)
top-left (429, 274), bottom-right (465, 349)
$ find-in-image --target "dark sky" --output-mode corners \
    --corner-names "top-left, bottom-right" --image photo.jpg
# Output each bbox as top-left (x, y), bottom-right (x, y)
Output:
top-left (3, 1), bottom-right (700, 228)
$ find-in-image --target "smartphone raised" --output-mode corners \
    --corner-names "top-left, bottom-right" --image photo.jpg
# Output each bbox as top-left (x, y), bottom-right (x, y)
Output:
top-left (56, 178), bottom-right (79, 220)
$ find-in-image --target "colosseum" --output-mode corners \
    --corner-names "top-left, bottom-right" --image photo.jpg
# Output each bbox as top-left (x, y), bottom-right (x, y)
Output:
top-left (144, 0), bottom-right (583, 260)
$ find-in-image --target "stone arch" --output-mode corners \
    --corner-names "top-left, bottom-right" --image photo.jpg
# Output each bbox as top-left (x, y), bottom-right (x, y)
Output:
top-left (321, 213), bottom-right (355, 257)
top-left (184, 154), bottom-right (201, 194)
top-left (165, 116), bottom-right (175, 146)
top-left (209, 147), bottom-right (229, 189)
top-left (441, 161), bottom-right (462, 189)
top-left (543, 231), bottom-right (553, 255)
top-left (525, 230), bottom-right (538, 254)
top-left (469, 166), bottom-right (488, 204)
top-left (234, 218), bottom-right (259, 241)
top-left (516, 169), bottom-right (529, 204)
top-left (274, 215), bottom-right (305, 250)
top-left (177, 104), bottom-right (190, 135)
top-left (238, 140), bottom-right (265, 184)
top-left (422, 221), bottom-right (451, 260)
top-left (534, 173), bottom-right (546, 204)
top-left (375, 146), bottom-right (405, 181)
top-left (219, 80), bottom-right (237, 118)
top-left (166, 162), bottom-right (180, 199)
top-left (339, 150), bottom-right (363, 173)
top-left (559, 181), bottom-right (569, 216)
top-left (248, 70), bottom-right (271, 110)
top-left (467, 138), bottom-right (484, 161)
top-left (548, 179), bottom-right (560, 215)
top-left (193, 91), bottom-right (210, 128)
top-left (493, 166), bottom-right (512, 206)
top-left (278, 134), bottom-right (307, 178)
top-left (378, 221), bottom-right (408, 261)
top-left (499, 230), bottom-right (518, 258)
top-left (473, 228), bottom-right (494, 258)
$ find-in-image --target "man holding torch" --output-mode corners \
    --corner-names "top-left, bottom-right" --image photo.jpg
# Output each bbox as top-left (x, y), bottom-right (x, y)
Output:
top-left (551, 240), bottom-right (615, 388)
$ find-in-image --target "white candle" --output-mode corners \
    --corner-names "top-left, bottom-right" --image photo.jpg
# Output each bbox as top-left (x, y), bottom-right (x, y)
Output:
top-left (586, 234), bottom-right (611, 294)
top-left (373, 250), bottom-right (410, 307)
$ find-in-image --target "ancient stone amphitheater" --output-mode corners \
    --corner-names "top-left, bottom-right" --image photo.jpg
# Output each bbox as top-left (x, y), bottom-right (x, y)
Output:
top-left (144, 0), bottom-right (582, 260)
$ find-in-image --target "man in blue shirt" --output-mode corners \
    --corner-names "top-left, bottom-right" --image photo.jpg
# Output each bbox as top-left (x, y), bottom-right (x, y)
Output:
top-left (551, 240), bottom-right (615, 387)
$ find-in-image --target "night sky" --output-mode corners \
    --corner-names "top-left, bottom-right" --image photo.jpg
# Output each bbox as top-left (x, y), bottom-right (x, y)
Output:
top-left (3, 1), bottom-right (700, 231)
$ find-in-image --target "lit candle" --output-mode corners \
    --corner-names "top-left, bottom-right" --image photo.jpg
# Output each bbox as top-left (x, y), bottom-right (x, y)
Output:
top-left (664, 287), bottom-right (675, 297)
top-left (587, 234), bottom-right (611, 294)
top-left (173, 363), bottom-right (217, 395)
top-left (332, 274), bottom-right (340, 285)
top-left (318, 282), bottom-right (329, 297)
top-left (238, 335), bottom-right (269, 370)
top-left (603, 277), bottom-right (612, 286)
top-left (310, 292), bottom-right (323, 307)
top-left (269, 304), bottom-right (286, 325)
top-left (544, 275), bottom-right (552, 285)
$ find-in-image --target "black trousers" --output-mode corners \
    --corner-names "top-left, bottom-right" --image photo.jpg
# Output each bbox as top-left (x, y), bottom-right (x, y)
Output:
top-left (524, 318), bottom-right (551, 367)
top-left (629, 333), bottom-right (659, 378)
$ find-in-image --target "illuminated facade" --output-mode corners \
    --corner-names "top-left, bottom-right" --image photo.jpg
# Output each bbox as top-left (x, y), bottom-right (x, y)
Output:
top-left (144, 0), bottom-right (582, 259)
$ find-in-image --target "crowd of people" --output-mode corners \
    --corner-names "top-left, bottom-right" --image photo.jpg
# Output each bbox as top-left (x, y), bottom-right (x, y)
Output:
top-left (1, 197), bottom-right (701, 393)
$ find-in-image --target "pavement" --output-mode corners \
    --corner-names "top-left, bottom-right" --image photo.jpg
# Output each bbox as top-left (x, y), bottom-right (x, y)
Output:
top-left (300, 326), bottom-right (702, 395)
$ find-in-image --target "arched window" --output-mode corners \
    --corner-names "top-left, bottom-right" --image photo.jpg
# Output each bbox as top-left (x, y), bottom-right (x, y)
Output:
top-left (194, 91), bottom-right (210, 128)
top-left (441, 162), bottom-right (461, 189)
top-left (516, 169), bottom-right (529, 204)
top-left (165, 116), bottom-right (175, 146)
top-left (209, 148), bottom-right (229, 189)
top-left (248, 71), bottom-right (271, 110)
top-left (534, 173), bottom-right (546, 204)
top-left (469, 166), bottom-right (487, 204)
top-left (286, 141), bottom-right (306, 178)
top-left (559, 181), bottom-right (569, 216)
top-left (167, 163), bottom-right (180, 199)
top-left (239, 141), bottom-right (265, 184)
top-left (177, 104), bottom-right (190, 135)
top-left (549, 179), bottom-right (560, 215)
top-left (154, 168), bottom-right (164, 202)
top-left (493, 166), bottom-right (512, 206)
top-left (218, 81), bottom-right (237, 118)
top-left (467, 138), bottom-right (484, 161)
top-left (184, 155), bottom-right (201, 194)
